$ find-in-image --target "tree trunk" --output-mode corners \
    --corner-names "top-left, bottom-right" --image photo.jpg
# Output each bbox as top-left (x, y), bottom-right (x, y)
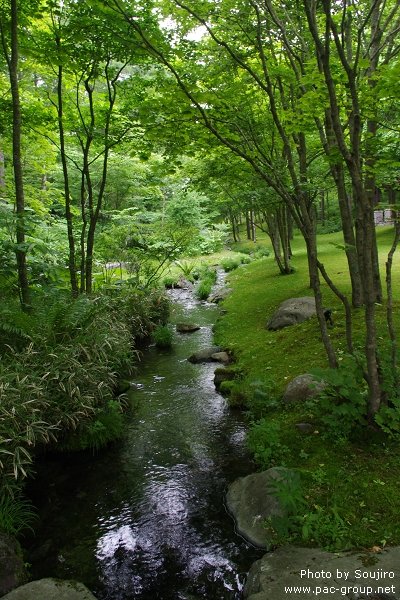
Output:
top-left (56, 56), bottom-right (78, 297)
top-left (333, 163), bottom-right (363, 307)
top-left (0, 149), bottom-right (5, 193)
top-left (306, 233), bottom-right (338, 369)
top-left (9, 0), bottom-right (31, 310)
top-left (386, 219), bottom-right (400, 378)
top-left (229, 210), bottom-right (238, 242)
top-left (245, 211), bottom-right (251, 240)
top-left (277, 205), bottom-right (292, 273)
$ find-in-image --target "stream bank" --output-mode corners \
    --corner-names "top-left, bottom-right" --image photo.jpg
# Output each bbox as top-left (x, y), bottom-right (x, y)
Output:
top-left (24, 279), bottom-right (262, 599)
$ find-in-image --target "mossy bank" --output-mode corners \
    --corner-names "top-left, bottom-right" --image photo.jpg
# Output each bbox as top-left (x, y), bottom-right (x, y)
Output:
top-left (214, 227), bottom-right (400, 550)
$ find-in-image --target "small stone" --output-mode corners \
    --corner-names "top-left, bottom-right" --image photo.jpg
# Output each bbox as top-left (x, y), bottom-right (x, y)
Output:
top-left (210, 351), bottom-right (231, 364)
top-left (176, 323), bottom-right (201, 333)
top-left (295, 422), bottom-right (314, 433)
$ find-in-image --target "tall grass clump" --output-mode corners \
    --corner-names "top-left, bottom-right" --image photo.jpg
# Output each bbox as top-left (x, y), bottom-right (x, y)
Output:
top-left (194, 265), bottom-right (217, 300)
top-left (0, 488), bottom-right (37, 536)
top-left (0, 288), bottom-right (170, 493)
top-left (152, 324), bottom-right (173, 348)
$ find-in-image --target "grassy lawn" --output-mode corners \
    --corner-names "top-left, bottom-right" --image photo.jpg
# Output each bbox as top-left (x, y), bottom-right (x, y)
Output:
top-left (213, 226), bottom-right (400, 551)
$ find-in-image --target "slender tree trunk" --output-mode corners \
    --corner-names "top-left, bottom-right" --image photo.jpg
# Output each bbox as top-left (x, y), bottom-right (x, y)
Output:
top-left (334, 164), bottom-right (363, 307)
top-left (306, 232), bottom-right (338, 369)
top-left (80, 171), bottom-right (87, 293)
top-left (386, 219), bottom-right (400, 376)
top-left (56, 56), bottom-right (78, 296)
top-left (234, 216), bottom-right (240, 241)
top-left (229, 209), bottom-right (238, 242)
top-left (0, 149), bottom-right (5, 193)
top-left (265, 214), bottom-right (285, 273)
top-left (277, 205), bottom-right (292, 273)
top-left (317, 260), bottom-right (353, 354)
top-left (9, 0), bottom-right (30, 310)
top-left (245, 211), bottom-right (251, 240)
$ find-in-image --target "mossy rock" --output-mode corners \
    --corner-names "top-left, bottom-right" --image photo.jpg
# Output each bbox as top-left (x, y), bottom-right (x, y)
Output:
top-left (0, 533), bottom-right (28, 596)
top-left (214, 367), bottom-right (236, 390)
top-left (115, 379), bottom-right (131, 395)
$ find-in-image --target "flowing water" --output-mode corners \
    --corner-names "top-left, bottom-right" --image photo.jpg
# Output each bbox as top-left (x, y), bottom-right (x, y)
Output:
top-left (27, 281), bottom-right (262, 599)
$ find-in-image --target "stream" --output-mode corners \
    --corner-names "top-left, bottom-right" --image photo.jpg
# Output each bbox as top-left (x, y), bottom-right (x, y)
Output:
top-left (27, 279), bottom-right (262, 599)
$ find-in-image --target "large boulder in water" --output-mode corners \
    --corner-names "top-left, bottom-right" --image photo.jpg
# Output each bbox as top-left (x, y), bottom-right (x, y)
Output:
top-left (188, 346), bottom-right (222, 363)
top-left (266, 297), bottom-right (316, 330)
top-left (0, 533), bottom-right (27, 596)
top-left (2, 579), bottom-right (98, 600)
top-left (226, 468), bottom-right (290, 548)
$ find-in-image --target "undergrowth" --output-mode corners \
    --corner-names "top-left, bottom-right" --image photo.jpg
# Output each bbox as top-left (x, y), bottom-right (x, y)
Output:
top-left (0, 287), bottom-right (169, 502)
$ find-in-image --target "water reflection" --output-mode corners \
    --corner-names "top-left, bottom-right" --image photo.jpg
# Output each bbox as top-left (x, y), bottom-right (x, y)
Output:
top-left (27, 279), bottom-right (262, 599)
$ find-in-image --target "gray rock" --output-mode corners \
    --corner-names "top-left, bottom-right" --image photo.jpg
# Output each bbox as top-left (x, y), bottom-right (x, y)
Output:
top-left (210, 351), bottom-right (231, 364)
top-left (176, 323), bottom-right (201, 333)
top-left (188, 347), bottom-right (222, 363)
top-left (208, 288), bottom-right (231, 303)
top-left (283, 373), bottom-right (326, 404)
top-left (0, 533), bottom-right (27, 596)
top-left (267, 297), bottom-right (316, 330)
top-left (226, 468), bottom-right (290, 548)
top-left (244, 545), bottom-right (400, 600)
top-left (1, 578), bottom-right (97, 600)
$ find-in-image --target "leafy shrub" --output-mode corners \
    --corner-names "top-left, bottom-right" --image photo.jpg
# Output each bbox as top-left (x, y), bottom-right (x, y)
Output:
top-left (246, 380), bottom-right (279, 419)
top-left (371, 347), bottom-right (400, 434)
top-left (221, 257), bottom-right (241, 272)
top-left (267, 470), bottom-right (351, 551)
top-left (188, 224), bottom-right (230, 255)
top-left (163, 275), bottom-right (179, 288)
top-left (317, 216), bottom-right (343, 234)
top-left (193, 265), bottom-right (217, 283)
top-left (221, 254), bottom-right (252, 272)
top-left (253, 246), bottom-right (271, 259)
top-left (60, 400), bottom-right (125, 453)
top-left (122, 289), bottom-right (170, 343)
top-left (237, 244), bottom-right (270, 258)
top-left (247, 419), bottom-right (290, 468)
top-left (175, 260), bottom-right (196, 279)
top-left (153, 324), bottom-right (173, 348)
top-left (307, 359), bottom-right (368, 441)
